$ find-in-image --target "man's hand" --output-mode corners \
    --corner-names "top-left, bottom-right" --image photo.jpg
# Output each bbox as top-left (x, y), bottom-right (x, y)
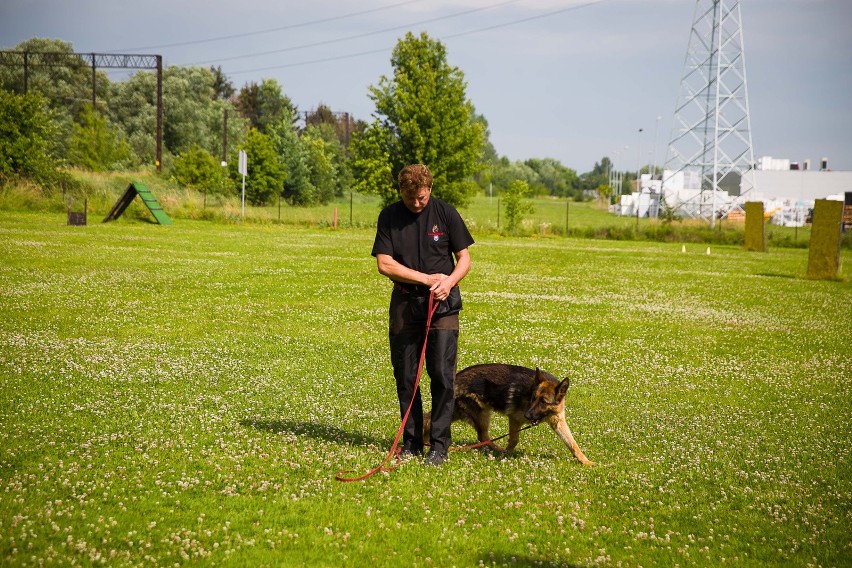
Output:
top-left (429, 276), bottom-right (452, 301)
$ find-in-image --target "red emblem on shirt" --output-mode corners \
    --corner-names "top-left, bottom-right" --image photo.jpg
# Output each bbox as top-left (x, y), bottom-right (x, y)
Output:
top-left (427, 224), bottom-right (444, 242)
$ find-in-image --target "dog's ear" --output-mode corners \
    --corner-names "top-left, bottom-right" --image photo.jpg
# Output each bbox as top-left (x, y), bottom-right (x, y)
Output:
top-left (557, 377), bottom-right (570, 399)
top-left (534, 367), bottom-right (546, 383)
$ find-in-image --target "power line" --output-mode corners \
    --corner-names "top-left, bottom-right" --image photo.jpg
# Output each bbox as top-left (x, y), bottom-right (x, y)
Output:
top-left (223, 0), bottom-right (608, 76)
top-left (225, 47), bottom-right (392, 76)
top-left (183, 0), bottom-right (522, 67)
top-left (112, 0), bottom-right (426, 52)
top-left (442, 0), bottom-right (606, 39)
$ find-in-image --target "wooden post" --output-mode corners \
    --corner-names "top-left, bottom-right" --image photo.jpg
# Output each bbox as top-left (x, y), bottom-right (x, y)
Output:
top-left (565, 199), bottom-right (570, 233)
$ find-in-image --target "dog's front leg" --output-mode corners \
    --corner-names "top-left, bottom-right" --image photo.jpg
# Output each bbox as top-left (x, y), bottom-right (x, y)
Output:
top-left (472, 410), bottom-right (506, 452)
top-left (548, 416), bottom-right (595, 466)
top-left (505, 416), bottom-right (525, 451)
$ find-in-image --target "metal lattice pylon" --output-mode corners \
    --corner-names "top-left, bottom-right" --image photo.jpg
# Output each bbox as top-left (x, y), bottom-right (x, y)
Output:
top-left (663, 0), bottom-right (756, 227)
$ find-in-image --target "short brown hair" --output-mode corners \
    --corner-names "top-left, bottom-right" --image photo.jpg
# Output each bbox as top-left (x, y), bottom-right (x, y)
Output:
top-left (398, 164), bottom-right (432, 195)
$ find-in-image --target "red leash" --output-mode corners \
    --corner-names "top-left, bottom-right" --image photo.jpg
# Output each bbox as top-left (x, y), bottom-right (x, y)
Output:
top-left (450, 424), bottom-right (536, 451)
top-left (336, 291), bottom-right (440, 482)
top-left (335, 292), bottom-right (539, 481)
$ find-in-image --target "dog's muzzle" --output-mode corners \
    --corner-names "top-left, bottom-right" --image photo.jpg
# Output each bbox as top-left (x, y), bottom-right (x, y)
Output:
top-left (525, 413), bottom-right (541, 426)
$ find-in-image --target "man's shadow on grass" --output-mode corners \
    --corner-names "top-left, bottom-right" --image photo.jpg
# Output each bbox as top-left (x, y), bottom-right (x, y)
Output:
top-left (240, 417), bottom-right (388, 448)
top-left (239, 418), bottom-right (538, 459)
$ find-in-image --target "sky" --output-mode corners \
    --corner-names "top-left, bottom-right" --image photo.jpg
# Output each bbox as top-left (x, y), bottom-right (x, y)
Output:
top-left (2, 0), bottom-right (851, 173)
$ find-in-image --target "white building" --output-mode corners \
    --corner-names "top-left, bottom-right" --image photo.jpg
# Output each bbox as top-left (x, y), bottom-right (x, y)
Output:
top-left (614, 156), bottom-right (852, 226)
top-left (750, 156), bottom-right (851, 225)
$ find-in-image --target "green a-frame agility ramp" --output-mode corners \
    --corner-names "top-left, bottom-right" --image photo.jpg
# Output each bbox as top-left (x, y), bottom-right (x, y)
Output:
top-left (103, 182), bottom-right (172, 225)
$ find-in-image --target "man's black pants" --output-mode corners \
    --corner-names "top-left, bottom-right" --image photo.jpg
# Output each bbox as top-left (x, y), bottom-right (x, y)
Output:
top-left (388, 288), bottom-right (459, 454)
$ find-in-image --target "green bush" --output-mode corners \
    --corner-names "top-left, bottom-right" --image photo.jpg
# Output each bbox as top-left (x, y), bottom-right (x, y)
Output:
top-left (66, 104), bottom-right (133, 171)
top-left (502, 179), bottom-right (534, 233)
top-left (0, 91), bottom-right (60, 184)
top-left (172, 144), bottom-right (230, 196)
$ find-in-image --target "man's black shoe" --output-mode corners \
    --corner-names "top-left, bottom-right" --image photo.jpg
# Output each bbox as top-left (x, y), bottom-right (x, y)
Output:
top-left (424, 450), bottom-right (448, 466)
top-left (399, 444), bottom-right (423, 459)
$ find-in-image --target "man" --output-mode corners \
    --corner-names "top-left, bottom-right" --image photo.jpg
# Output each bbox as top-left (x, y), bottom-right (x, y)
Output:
top-left (371, 164), bottom-right (474, 466)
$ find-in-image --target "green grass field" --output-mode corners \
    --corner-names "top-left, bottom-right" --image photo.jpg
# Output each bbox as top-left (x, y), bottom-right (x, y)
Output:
top-left (1, 211), bottom-right (850, 566)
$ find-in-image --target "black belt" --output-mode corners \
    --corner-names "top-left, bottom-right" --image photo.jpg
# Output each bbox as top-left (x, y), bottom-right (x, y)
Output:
top-left (393, 282), bottom-right (431, 296)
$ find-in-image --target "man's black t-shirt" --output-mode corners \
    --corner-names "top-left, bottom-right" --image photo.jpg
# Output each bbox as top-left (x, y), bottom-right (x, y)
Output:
top-left (371, 197), bottom-right (474, 282)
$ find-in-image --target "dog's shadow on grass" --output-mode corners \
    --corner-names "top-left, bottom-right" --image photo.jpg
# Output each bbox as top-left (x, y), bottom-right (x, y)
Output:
top-left (240, 418), bottom-right (542, 461)
top-left (240, 417), bottom-right (389, 448)
top-left (458, 446), bottom-right (556, 461)
top-left (241, 418), bottom-right (552, 460)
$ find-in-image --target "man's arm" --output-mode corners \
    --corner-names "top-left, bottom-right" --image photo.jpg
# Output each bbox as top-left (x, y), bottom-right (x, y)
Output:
top-left (376, 248), bottom-right (470, 302)
top-left (376, 254), bottom-right (446, 288)
top-left (428, 248), bottom-right (470, 302)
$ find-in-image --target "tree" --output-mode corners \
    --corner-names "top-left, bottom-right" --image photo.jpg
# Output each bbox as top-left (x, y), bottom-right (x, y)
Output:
top-left (0, 91), bottom-right (59, 184)
top-left (523, 158), bottom-right (577, 198)
top-left (305, 104), bottom-right (336, 129)
top-left (269, 111), bottom-right (313, 206)
top-left (580, 156), bottom-right (613, 192)
top-left (491, 159), bottom-right (540, 193)
top-left (302, 133), bottom-right (336, 205)
top-left (235, 79), bottom-right (295, 135)
top-left (235, 129), bottom-right (285, 206)
top-left (108, 70), bottom-right (159, 164)
top-left (596, 156), bottom-right (613, 176)
top-left (503, 180), bottom-right (534, 233)
top-left (470, 110), bottom-right (500, 194)
top-left (172, 144), bottom-right (228, 197)
top-left (354, 32), bottom-right (485, 207)
top-left (210, 66), bottom-right (235, 101)
top-left (350, 121), bottom-right (394, 202)
top-left (1, 38), bottom-right (111, 160)
top-left (305, 103), bottom-right (364, 149)
top-left (474, 110), bottom-right (499, 164)
top-left (303, 123), bottom-right (349, 203)
top-left (596, 183), bottom-right (614, 206)
top-left (109, 66), bottom-right (242, 167)
top-left (67, 103), bottom-right (132, 171)
top-left (162, 67), bottom-right (225, 157)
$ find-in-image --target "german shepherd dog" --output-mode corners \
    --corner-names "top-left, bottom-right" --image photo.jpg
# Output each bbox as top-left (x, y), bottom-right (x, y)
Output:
top-left (424, 364), bottom-right (595, 465)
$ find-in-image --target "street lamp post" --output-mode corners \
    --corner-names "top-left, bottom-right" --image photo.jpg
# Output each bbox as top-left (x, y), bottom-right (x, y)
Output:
top-left (636, 129), bottom-right (643, 225)
top-left (651, 116), bottom-right (661, 180)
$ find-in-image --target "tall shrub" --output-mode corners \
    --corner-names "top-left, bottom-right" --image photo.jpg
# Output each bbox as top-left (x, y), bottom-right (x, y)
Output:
top-left (0, 91), bottom-right (59, 184)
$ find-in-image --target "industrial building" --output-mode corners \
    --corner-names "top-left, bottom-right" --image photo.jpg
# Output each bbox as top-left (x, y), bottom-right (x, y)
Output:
top-left (615, 156), bottom-right (851, 227)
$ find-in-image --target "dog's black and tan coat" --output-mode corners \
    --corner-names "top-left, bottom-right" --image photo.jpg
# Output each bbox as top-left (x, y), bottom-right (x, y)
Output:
top-left (425, 363), bottom-right (595, 465)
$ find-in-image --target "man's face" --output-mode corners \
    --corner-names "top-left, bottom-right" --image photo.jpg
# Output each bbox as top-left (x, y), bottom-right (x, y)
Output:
top-left (401, 186), bottom-right (431, 214)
